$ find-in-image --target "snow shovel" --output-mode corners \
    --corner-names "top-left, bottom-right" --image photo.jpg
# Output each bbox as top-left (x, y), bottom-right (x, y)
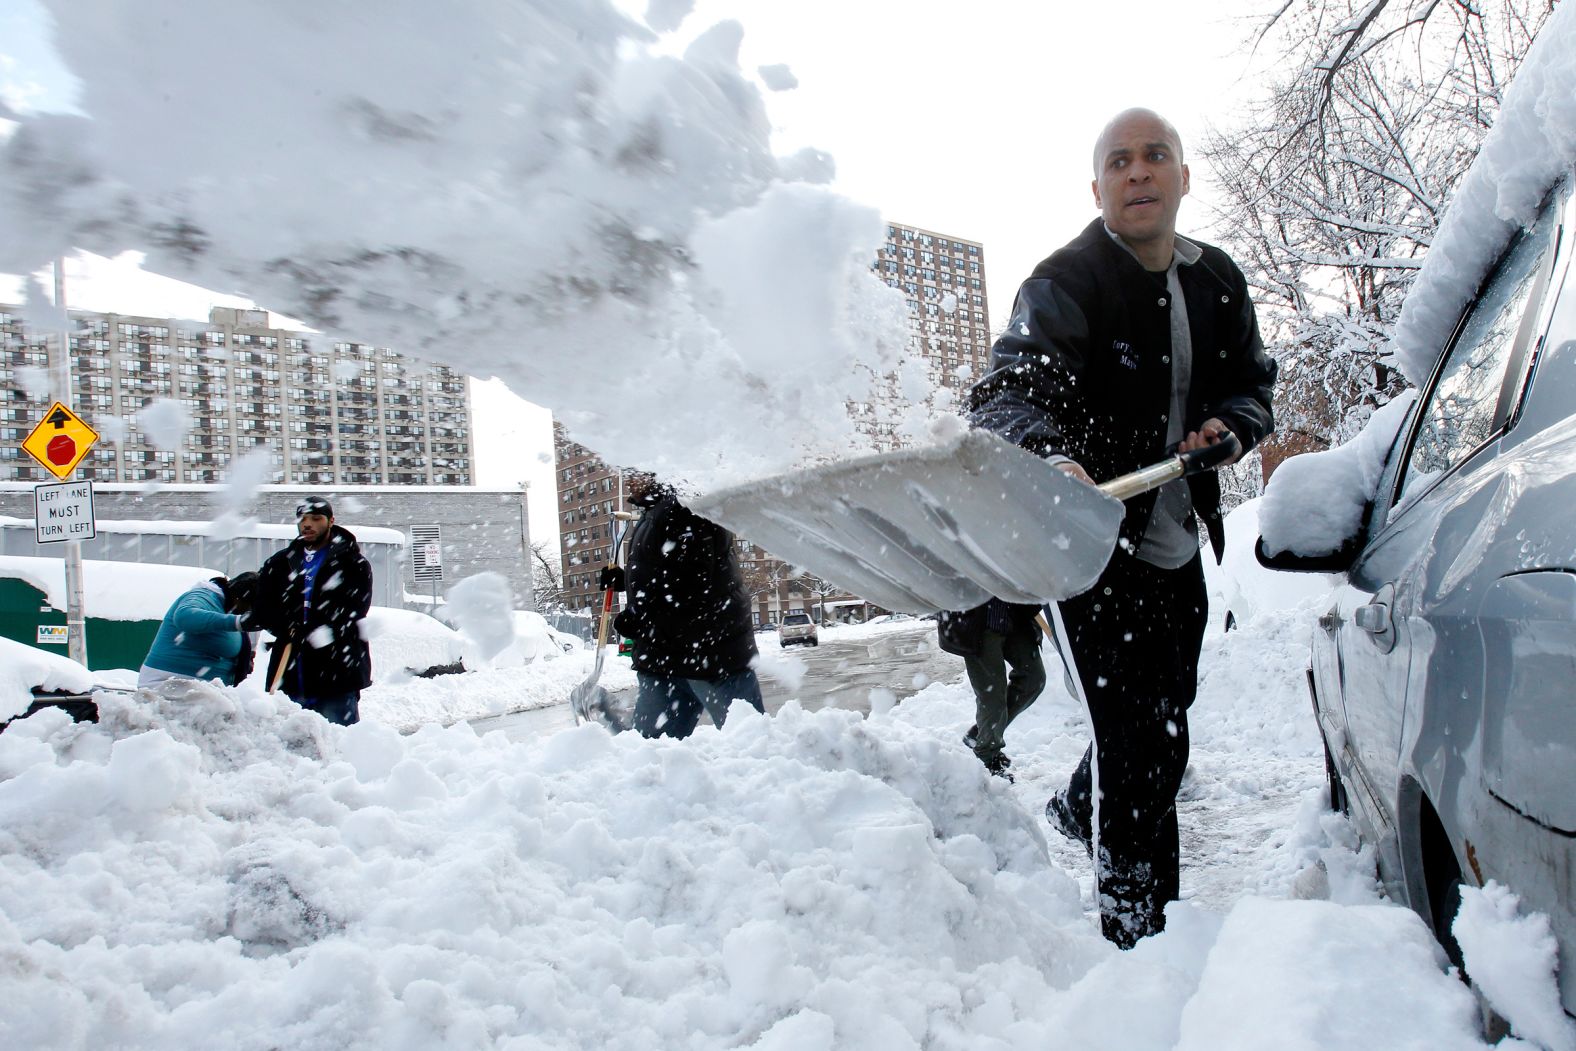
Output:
top-left (567, 513), bottom-right (636, 731)
top-left (692, 430), bottom-right (1240, 615)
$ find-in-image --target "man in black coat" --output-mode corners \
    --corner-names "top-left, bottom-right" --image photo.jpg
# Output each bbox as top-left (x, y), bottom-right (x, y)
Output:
top-left (968, 108), bottom-right (1277, 948)
top-left (603, 474), bottom-right (763, 739)
top-left (253, 496), bottom-right (374, 725)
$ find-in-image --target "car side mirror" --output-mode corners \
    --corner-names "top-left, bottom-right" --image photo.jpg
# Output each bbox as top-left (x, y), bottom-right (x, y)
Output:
top-left (1254, 535), bottom-right (1362, 574)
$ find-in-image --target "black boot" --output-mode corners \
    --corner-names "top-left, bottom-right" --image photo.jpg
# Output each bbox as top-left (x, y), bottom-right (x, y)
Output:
top-left (1046, 789), bottom-right (1092, 857)
top-left (981, 752), bottom-right (1014, 783)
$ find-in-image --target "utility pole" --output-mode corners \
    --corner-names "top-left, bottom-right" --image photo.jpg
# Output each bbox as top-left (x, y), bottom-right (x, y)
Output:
top-left (52, 257), bottom-right (89, 667)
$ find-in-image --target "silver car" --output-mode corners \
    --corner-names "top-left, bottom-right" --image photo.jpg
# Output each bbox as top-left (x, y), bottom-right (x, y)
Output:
top-left (1263, 176), bottom-right (1576, 1019)
top-left (777, 612), bottom-right (819, 647)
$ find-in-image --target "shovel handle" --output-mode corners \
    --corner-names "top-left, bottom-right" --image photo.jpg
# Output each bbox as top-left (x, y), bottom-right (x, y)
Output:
top-left (1097, 433), bottom-right (1241, 503)
top-left (595, 582), bottom-right (615, 651)
top-left (267, 641), bottom-right (293, 695)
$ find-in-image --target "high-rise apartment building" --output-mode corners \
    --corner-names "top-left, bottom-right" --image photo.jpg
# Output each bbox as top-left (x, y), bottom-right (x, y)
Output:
top-left (551, 222), bottom-right (991, 626)
top-left (553, 423), bottom-right (634, 615)
top-left (875, 222), bottom-right (992, 396)
top-left (0, 305), bottom-right (473, 485)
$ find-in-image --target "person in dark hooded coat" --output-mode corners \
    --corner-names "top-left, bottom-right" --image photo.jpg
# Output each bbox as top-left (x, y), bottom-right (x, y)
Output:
top-left (602, 474), bottom-right (763, 739)
top-left (252, 496), bottom-right (373, 725)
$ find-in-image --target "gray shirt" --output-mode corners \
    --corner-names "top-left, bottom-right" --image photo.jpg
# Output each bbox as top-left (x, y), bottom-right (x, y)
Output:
top-left (1105, 224), bottom-right (1203, 569)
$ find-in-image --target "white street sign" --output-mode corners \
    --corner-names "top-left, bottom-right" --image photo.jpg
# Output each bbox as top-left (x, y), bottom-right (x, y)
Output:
top-left (412, 523), bottom-right (443, 582)
top-left (34, 480), bottom-right (96, 544)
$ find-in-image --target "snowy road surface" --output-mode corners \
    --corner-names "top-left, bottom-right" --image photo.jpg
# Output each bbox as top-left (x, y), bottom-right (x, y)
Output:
top-left (468, 621), bottom-right (961, 741)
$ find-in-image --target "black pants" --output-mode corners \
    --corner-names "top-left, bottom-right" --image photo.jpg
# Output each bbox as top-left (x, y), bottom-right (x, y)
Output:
top-left (962, 626), bottom-right (1046, 761)
top-left (1053, 551), bottom-right (1207, 947)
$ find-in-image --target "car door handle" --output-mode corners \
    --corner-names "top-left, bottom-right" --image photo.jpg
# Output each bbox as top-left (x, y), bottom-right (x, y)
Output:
top-left (1317, 611), bottom-right (1339, 633)
top-left (1354, 602), bottom-right (1390, 634)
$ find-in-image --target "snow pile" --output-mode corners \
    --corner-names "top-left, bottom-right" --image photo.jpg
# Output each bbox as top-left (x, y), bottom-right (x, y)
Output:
top-left (361, 647), bottom-right (628, 732)
top-left (236, 604), bottom-right (591, 730)
top-left (0, 0), bottom-right (913, 488)
top-left (1454, 883), bottom-right (1576, 1051)
top-left (0, 659), bottom-right (1500, 1051)
top-left (356, 607), bottom-right (465, 679)
top-left (0, 542), bottom-right (1545, 1047)
top-left (1216, 498), bottom-right (1339, 622)
top-left (1392, 0), bottom-right (1576, 385)
top-left (505, 610), bottom-right (582, 660)
top-left (0, 635), bottom-right (95, 720)
top-left (1257, 392), bottom-right (1416, 558)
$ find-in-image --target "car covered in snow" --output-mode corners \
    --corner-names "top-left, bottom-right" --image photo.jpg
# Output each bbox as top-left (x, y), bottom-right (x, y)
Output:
top-left (777, 612), bottom-right (818, 647)
top-left (1260, 170), bottom-right (1576, 1019)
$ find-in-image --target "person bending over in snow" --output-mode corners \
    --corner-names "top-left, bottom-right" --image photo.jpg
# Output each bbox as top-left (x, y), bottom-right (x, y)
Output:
top-left (967, 107), bottom-right (1276, 947)
top-left (601, 473), bottom-right (763, 739)
top-left (139, 572), bottom-right (260, 688)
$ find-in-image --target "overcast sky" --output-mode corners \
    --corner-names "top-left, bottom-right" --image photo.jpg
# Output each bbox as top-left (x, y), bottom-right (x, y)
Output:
top-left (1, 0), bottom-right (1271, 549)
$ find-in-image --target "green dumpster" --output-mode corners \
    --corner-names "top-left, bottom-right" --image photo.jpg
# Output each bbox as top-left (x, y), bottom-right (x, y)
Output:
top-left (0, 556), bottom-right (219, 674)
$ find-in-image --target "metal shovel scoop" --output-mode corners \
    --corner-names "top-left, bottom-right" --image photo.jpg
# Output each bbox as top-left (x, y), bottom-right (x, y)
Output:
top-left (693, 431), bottom-right (1241, 614)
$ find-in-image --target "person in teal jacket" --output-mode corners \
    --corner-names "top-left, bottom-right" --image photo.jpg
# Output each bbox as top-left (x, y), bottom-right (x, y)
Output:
top-left (138, 573), bottom-right (259, 688)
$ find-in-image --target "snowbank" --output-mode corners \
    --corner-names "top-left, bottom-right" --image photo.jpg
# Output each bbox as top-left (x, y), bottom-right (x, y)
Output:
top-left (0, 635), bottom-right (96, 720)
top-left (233, 604), bottom-right (598, 731)
top-left (2, 556), bottom-right (1557, 1047)
top-left (1217, 498), bottom-right (1340, 621)
top-left (0, 621), bottom-right (1507, 1050)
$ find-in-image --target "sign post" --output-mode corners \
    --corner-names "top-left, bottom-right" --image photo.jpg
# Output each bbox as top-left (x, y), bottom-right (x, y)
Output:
top-left (411, 524), bottom-right (443, 608)
top-left (19, 261), bottom-right (95, 667)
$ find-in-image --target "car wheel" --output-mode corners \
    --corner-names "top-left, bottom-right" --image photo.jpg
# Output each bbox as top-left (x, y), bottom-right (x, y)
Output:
top-left (810, 639), bottom-right (819, 647)
top-left (1422, 805), bottom-right (1510, 1042)
top-left (1322, 737), bottom-right (1348, 814)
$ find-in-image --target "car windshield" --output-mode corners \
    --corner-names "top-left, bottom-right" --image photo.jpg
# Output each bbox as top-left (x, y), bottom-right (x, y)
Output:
top-left (783, 614), bottom-right (810, 625)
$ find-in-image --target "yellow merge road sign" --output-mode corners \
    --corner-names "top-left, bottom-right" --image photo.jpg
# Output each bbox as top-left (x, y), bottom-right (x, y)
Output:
top-left (22, 402), bottom-right (100, 480)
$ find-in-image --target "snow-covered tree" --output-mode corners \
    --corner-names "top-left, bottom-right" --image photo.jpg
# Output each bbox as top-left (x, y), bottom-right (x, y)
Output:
top-left (530, 540), bottom-right (567, 614)
top-left (1202, 0), bottom-right (1553, 475)
top-left (740, 554), bottom-right (795, 608)
top-left (797, 572), bottom-right (846, 624)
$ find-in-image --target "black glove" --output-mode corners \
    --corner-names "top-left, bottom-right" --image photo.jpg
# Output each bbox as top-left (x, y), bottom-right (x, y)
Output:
top-left (598, 565), bottom-right (626, 592)
top-left (236, 612), bottom-right (260, 633)
top-left (233, 639), bottom-right (256, 684)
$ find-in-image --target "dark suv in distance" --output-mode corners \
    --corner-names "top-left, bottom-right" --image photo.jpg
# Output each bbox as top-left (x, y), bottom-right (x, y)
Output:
top-left (1263, 175), bottom-right (1576, 1020)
